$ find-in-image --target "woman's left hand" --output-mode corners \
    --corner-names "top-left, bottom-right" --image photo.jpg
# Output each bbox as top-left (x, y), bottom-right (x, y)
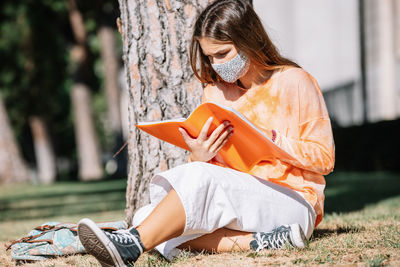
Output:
top-left (179, 117), bottom-right (233, 162)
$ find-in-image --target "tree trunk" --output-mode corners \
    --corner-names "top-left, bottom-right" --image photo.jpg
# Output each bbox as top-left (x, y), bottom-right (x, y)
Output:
top-left (118, 0), bottom-right (211, 225)
top-left (0, 92), bottom-right (30, 184)
top-left (67, 0), bottom-right (103, 180)
top-left (71, 83), bottom-right (103, 180)
top-left (29, 116), bottom-right (57, 184)
top-left (98, 26), bottom-right (122, 136)
top-left (98, 25), bottom-right (127, 176)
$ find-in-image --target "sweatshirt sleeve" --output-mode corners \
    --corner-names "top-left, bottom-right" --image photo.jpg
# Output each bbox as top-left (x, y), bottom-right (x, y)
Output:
top-left (275, 72), bottom-right (335, 175)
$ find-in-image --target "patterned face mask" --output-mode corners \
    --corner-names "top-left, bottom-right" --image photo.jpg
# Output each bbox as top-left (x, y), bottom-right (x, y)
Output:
top-left (211, 51), bottom-right (250, 83)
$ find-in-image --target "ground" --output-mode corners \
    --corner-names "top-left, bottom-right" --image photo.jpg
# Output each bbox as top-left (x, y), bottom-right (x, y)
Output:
top-left (1, 172), bottom-right (399, 266)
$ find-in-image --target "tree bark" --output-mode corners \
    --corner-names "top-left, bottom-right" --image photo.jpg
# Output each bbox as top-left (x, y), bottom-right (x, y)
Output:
top-left (118, 0), bottom-right (212, 225)
top-left (0, 92), bottom-right (30, 184)
top-left (29, 116), bottom-right (57, 184)
top-left (67, 0), bottom-right (103, 180)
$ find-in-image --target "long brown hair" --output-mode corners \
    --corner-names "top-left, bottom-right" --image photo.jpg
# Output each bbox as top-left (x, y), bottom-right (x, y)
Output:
top-left (190, 0), bottom-right (299, 84)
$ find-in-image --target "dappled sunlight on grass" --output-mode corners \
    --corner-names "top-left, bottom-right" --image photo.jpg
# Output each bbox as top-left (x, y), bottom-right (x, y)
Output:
top-left (0, 179), bottom-right (127, 221)
top-left (0, 172), bottom-right (399, 266)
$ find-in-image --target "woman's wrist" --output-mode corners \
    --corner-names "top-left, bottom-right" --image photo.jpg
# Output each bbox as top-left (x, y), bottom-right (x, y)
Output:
top-left (189, 153), bottom-right (213, 163)
top-left (189, 153), bottom-right (202, 162)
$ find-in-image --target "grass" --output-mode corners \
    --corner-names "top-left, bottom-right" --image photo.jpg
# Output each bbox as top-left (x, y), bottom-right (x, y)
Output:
top-left (0, 179), bottom-right (127, 222)
top-left (1, 171), bottom-right (399, 266)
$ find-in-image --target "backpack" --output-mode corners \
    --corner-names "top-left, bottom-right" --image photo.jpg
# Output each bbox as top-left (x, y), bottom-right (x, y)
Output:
top-left (5, 220), bottom-right (127, 262)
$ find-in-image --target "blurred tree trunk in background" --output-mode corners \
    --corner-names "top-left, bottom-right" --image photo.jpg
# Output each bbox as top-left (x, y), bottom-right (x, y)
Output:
top-left (396, 0), bottom-right (400, 58)
top-left (29, 116), bottom-right (56, 184)
top-left (118, 0), bottom-right (210, 225)
top-left (70, 84), bottom-right (103, 180)
top-left (67, 0), bottom-right (103, 181)
top-left (0, 93), bottom-right (30, 184)
top-left (98, 27), bottom-right (122, 140)
top-left (394, 0), bottom-right (400, 60)
top-left (22, 13), bottom-right (58, 184)
top-left (98, 15), bottom-right (126, 177)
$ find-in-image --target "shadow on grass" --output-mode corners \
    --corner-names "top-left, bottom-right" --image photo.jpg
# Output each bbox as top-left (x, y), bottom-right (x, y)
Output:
top-left (312, 225), bottom-right (365, 240)
top-left (1, 172), bottom-right (399, 222)
top-left (324, 171), bottom-right (400, 214)
top-left (0, 179), bottom-right (127, 222)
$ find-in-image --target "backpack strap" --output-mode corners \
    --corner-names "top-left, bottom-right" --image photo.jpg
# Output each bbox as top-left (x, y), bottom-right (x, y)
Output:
top-left (5, 224), bottom-right (120, 251)
top-left (34, 224), bottom-right (57, 231)
top-left (5, 234), bottom-right (54, 251)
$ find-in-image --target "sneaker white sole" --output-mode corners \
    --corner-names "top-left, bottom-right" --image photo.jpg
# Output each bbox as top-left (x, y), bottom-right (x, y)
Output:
top-left (78, 218), bottom-right (128, 267)
top-left (289, 223), bottom-right (307, 248)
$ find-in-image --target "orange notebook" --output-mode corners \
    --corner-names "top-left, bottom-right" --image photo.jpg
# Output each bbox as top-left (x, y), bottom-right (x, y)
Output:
top-left (136, 102), bottom-right (296, 172)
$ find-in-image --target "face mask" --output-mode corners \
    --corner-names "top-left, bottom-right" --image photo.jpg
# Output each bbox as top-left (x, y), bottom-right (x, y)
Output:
top-left (211, 51), bottom-right (250, 83)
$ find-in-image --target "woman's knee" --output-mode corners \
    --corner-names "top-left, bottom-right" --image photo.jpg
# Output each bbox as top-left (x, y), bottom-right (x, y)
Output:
top-left (290, 205), bottom-right (315, 240)
top-left (182, 161), bottom-right (211, 172)
top-left (132, 204), bottom-right (156, 227)
top-left (174, 161), bottom-right (216, 186)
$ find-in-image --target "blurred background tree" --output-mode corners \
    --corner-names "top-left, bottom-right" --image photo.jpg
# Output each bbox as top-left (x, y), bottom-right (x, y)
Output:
top-left (0, 0), bottom-right (399, 185)
top-left (67, 0), bottom-right (103, 181)
top-left (0, 0), bottom-right (126, 184)
top-left (0, 91), bottom-right (30, 184)
top-left (0, 0), bottom-right (72, 184)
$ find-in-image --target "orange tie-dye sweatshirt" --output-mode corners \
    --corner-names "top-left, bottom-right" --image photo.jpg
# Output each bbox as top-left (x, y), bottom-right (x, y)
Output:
top-left (202, 67), bottom-right (335, 227)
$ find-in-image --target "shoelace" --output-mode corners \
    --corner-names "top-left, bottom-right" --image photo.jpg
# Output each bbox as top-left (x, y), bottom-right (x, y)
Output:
top-left (105, 229), bottom-right (137, 245)
top-left (253, 229), bottom-right (292, 251)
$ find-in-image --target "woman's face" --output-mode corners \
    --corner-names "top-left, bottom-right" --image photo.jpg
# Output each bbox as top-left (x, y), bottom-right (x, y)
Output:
top-left (198, 37), bottom-right (252, 84)
top-left (199, 37), bottom-right (238, 64)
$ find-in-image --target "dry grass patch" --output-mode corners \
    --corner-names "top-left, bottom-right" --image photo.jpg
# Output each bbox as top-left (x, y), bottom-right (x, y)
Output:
top-left (1, 174), bottom-right (399, 266)
top-left (3, 201), bottom-right (398, 267)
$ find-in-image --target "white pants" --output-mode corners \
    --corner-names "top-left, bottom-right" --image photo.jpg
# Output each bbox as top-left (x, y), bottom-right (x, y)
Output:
top-left (132, 162), bottom-right (316, 260)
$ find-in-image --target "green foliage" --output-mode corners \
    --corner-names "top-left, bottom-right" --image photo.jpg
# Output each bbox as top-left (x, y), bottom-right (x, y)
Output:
top-left (0, 0), bottom-right (75, 161)
top-left (0, 0), bottom-right (122, 177)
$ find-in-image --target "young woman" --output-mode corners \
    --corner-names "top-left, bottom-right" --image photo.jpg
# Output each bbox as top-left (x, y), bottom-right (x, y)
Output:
top-left (77, 1), bottom-right (335, 266)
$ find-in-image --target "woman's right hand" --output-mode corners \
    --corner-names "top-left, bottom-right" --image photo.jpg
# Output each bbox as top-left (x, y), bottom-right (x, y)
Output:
top-left (178, 117), bottom-right (233, 162)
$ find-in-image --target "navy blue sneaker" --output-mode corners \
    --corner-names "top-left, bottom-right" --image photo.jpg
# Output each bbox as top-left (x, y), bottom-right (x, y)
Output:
top-left (78, 218), bottom-right (145, 267)
top-left (250, 223), bottom-right (307, 251)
